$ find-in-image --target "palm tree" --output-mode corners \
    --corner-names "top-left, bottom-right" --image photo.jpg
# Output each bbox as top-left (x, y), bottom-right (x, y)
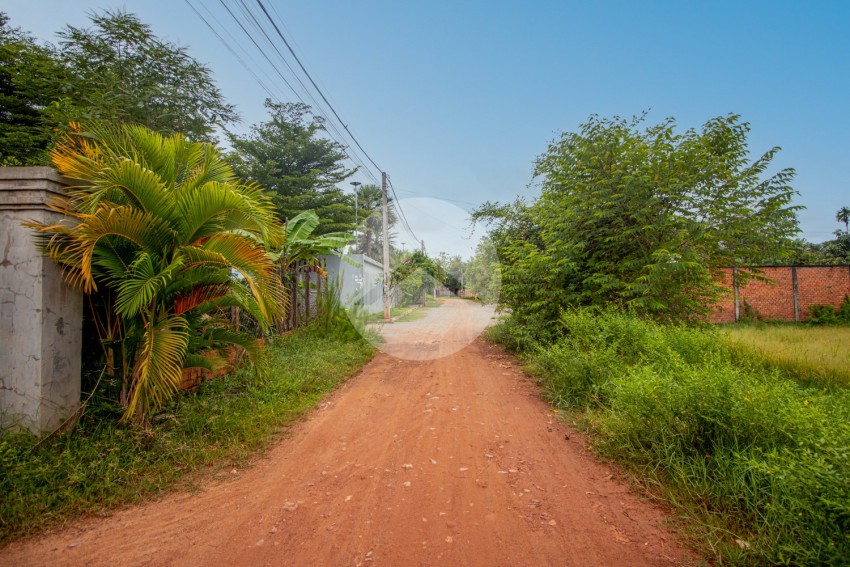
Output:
top-left (836, 206), bottom-right (850, 233)
top-left (29, 123), bottom-right (284, 422)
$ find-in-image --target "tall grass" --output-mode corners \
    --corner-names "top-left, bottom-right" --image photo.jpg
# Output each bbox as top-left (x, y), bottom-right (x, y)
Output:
top-left (0, 323), bottom-right (374, 544)
top-left (488, 310), bottom-right (850, 565)
top-left (724, 325), bottom-right (850, 387)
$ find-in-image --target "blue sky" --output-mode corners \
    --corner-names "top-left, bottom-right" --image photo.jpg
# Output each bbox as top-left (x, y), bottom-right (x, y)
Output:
top-left (5, 0), bottom-right (849, 258)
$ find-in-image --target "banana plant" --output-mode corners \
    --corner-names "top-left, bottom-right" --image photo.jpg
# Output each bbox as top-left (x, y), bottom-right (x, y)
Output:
top-left (272, 210), bottom-right (353, 271)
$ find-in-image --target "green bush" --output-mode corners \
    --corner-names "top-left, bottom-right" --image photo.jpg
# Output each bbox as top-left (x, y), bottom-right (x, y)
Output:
top-left (808, 295), bottom-right (850, 326)
top-left (492, 309), bottom-right (850, 565)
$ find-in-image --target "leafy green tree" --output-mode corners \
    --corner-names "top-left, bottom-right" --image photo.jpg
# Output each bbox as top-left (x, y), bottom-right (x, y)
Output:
top-left (50, 10), bottom-right (237, 142)
top-left (354, 183), bottom-right (396, 260)
top-left (0, 13), bottom-right (64, 165)
top-left (436, 252), bottom-right (464, 294)
top-left (392, 250), bottom-right (447, 304)
top-left (228, 99), bottom-right (356, 234)
top-left (465, 237), bottom-right (501, 303)
top-left (28, 123), bottom-right (283, 423)
top-left (274, 210), bottom-right (353, 270)
top-left (476, 113), bottom-right (801, 323)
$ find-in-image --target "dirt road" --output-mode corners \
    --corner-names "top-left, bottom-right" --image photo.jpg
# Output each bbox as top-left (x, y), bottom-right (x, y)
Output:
top-left (2, 298), bottom-right (694, 566)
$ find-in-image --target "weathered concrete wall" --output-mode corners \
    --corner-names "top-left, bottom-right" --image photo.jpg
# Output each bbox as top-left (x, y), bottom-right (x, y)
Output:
top-left (0, 167), bottom-right (82, 433)
top-left (321, 253), bottom-right (388, 314)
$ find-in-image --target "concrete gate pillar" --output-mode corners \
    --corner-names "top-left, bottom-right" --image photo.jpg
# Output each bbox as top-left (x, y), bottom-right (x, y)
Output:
top-left (0, 167), bottom-right (81, 433)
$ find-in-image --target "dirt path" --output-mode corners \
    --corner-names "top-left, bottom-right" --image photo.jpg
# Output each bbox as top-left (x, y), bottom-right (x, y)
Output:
top-left (2, 298), bottom-right (695, 566)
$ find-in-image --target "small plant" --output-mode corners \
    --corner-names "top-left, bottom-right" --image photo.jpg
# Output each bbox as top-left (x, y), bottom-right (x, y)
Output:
top-left (808, 296), bottom-right (850, 326)
top-left (740, 299), bottom-right (764, 324)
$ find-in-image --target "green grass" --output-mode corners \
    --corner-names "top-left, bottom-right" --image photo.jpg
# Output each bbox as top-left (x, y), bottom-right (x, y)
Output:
top-left (723, 325), bottom-right (850, 387)
top-left (395, 309), bottom-right (427, 322)
top-left (0, 325), bottom-right (375, 545)
top-left (487, 310), bottom-right (850, 566)
top-left (368, 299), bottom-right (441, 322)
top-left (368, 305), bottom-right (409, 320)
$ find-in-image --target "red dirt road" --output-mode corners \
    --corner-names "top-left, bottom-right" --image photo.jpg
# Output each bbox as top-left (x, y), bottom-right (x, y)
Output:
top-left (2, 299), bottom-right (695, 566)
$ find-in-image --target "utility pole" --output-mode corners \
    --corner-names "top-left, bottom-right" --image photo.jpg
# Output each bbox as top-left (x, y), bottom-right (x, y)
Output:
top-left (350, 181), bottom-right (361, 253)
top-left (382, 171), bottom-right (391, 320)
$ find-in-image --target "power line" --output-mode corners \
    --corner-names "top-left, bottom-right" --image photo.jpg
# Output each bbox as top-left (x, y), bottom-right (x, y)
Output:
top-left (230, 1), bottom-right (350, 144)
top-left (197, 0), bottom-right (379, 185)
top-left (187, 0), bottom-right (422, 244)
top-left (232, 0), bottom-right (380, 185)
top-left (184, 0), bottom-right (277, 101)
top-left (251, 0), bottom-right (421, 243)
top-left (254, 0), bottom-right (385, 176)
top-left (386, 175), bottom-right (421, 244)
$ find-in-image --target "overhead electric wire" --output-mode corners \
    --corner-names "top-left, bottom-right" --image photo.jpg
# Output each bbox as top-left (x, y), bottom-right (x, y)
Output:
top-left (211, 0), bottom-right (380, 184)
top-left (184, 0), bottom-right (278, 101)
top-left (387, 175), bottom-right (421, 244)
top-left (187, 0), bottom-right (422, 243)
top-left (252, 0), bottom-right (422, 244)
top-left (231, 0), bottom-right (357, 156)
top-left (212, 0), bottom-right (304, 101)
top-left (254, 0), bottom-right (385, 176)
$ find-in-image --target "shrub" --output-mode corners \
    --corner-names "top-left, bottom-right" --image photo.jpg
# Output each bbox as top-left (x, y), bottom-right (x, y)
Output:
top-left (808, 295), bottom-right (850, 326)
top-left (494, 308), bottom-right (850, 565)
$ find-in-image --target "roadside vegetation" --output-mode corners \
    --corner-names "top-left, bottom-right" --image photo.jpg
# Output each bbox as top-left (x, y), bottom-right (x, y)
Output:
top-left (474, 113), bottom-right (849, 565)
top-left (0, 320), bottom-right (374, 545)
top-left (488, 310), bottom-right (850, 565)
top-left (1, 8), bottom-right (380, 546)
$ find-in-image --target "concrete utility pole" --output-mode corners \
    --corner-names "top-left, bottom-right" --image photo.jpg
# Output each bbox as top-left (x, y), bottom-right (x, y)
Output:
top-left (382, 171), bottom-right (391, 320)
top-left (350, 181), bottom-right (361, 253)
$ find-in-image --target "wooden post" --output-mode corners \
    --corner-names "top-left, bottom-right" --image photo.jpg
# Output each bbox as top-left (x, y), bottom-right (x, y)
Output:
top-left (304, 270), bottom-right (311, 322)
top-left (290, 268), bottom-right (298, 330)
top-left (317, 262), bottom-right (323, 319)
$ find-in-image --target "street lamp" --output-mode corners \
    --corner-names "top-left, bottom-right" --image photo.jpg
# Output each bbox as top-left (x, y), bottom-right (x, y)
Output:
top-left (350, 181), bottom-right (361, 253)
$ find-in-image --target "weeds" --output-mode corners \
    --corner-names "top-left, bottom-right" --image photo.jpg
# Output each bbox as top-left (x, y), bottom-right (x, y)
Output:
top-left (489, 309), bottom-right (850, 565)
top-left (0, 323), bottom-right (374, 544)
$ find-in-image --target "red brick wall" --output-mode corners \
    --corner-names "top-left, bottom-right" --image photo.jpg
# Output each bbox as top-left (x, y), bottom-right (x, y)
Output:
top-left (179, 346), bottom-right (245, 390)
top-left (710, 266), bottom-right (850, 323)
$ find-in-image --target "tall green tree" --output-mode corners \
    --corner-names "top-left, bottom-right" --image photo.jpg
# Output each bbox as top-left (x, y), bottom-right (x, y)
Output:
top-left (354, 183), bottom-right (396, 260)
top-left (0, 13), bottom-right (64, 165)
top-left (50, 10), bottom-right (237, 142)
top-left (465, 237), bottom-right (502, 303)
top-left (228, 100), bottom-right (356, 234)
top-left (476, 113), bottom-right (801, 323)
top-left (392, 250), bottom-right (447, 304)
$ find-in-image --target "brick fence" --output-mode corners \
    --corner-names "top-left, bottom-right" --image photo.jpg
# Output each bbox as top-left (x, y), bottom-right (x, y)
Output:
top-left (710, 266), bottom-right (850, 323)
